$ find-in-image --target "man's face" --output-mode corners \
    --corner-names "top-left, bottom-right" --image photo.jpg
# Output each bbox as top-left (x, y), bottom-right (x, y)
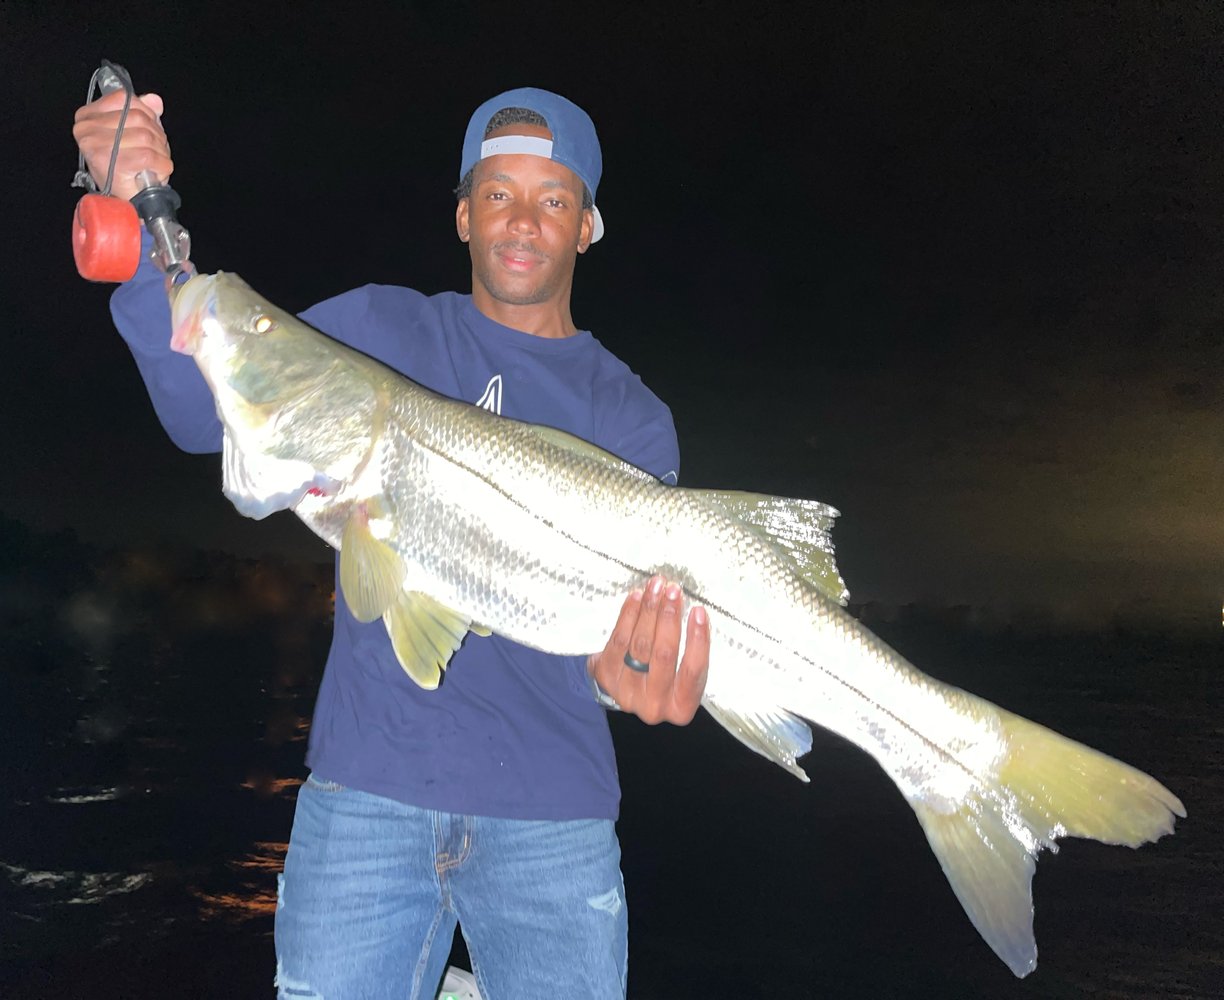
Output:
top-left (457, 123), bottom-right (594, 308)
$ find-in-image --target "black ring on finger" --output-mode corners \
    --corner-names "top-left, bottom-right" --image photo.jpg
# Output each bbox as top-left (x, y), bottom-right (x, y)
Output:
top-left (623, 652), bottom-right (650, 673)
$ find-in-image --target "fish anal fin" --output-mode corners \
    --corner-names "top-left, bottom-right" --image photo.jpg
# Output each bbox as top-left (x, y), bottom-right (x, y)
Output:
top-left (339, 500), bottom-right (405, 622)
top-left (692, 490), bottom-right (848, 605)
top-left (703, 695), bottom-right (812, 782)
top-left (383, 590), bottom-right (483, 690)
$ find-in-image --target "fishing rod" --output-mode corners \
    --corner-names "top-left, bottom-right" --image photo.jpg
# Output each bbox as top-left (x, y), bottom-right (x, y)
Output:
top-left (71, 60), bottom-right (193, 285)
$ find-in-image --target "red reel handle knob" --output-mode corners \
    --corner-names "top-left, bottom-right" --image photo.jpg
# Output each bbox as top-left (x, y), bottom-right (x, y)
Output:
top-left (73, 193), bottom-right (142, 283)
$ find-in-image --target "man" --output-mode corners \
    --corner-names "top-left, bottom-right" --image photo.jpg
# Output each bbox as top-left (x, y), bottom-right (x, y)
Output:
top-left (73, 87), bottom-right (710, 999)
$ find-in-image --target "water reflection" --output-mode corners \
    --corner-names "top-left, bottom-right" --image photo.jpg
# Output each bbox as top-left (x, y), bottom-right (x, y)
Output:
top-left (192, 840), bottom-right (287, 921)
top-left (2, 860), bottom-right (153, 906)
top-left (1, 527), bottom-right (331, 988)
top-left (241, 774), bottom-right (305, 798)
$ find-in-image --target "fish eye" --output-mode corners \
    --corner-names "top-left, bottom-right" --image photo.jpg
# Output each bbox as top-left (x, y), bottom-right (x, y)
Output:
top-left (253, 314), bottom-right (276, 335)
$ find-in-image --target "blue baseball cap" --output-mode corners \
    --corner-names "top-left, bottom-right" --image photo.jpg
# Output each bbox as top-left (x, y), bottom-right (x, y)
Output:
top-left (460, 87), bottom-right (605, 243)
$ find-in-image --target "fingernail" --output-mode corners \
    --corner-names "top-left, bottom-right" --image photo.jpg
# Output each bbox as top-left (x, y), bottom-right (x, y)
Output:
top-left (665, 583), bottom-right (681, 602)
top-left (648, 576), bottom-right (664, 597)
top-left (694, 606), bottom-right (708, 627)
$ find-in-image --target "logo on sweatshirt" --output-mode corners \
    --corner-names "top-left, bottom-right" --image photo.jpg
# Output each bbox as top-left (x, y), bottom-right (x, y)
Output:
top-left (476, 375), bottom-right (503, 415)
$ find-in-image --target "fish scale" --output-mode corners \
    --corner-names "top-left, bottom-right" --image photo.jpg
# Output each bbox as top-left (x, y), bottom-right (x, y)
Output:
top-left (168, 269), bottom-right (1185, 980)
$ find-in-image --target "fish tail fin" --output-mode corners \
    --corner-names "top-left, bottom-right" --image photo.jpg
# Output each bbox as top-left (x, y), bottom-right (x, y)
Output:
top-left (911, 708), bottom-right (1184, 978)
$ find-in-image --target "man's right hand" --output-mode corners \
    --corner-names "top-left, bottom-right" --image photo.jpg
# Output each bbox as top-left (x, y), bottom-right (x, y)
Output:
top-left (73, 91), bottom-right (173, 202)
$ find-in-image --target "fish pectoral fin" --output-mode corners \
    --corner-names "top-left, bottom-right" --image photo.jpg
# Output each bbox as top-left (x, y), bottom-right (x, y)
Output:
top-left (702, 695), bottom-right (812, 782)
top-left (383, 591), bottom-right (481, 690)
top-left (691, 490), bottom-right (848, 605)
top-left (339, 501), bottom-right (405, 622)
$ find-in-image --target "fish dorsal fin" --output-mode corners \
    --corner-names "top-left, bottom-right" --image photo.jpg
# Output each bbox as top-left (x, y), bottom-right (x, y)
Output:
top-left (383, 590), bottom-right (482, 690)
top-left (339, 500), bottom-right (405, 622)
top-left (529, 425), bottom-right (659, 484)
top-left (692, 490), bottom-right (849, 605)
top-left (703, 695), bottom-right (813, 782)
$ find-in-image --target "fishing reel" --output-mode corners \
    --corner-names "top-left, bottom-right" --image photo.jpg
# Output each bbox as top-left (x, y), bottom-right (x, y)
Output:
top-left (71, 60), bottom-right (192, 284)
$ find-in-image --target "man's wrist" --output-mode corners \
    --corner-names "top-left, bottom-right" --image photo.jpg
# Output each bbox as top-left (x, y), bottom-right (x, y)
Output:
top-left (589, 669), bottom-right (622, 711)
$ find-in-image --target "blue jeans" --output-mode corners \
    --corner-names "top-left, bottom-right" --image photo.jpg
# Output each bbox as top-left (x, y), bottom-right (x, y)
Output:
top-left (274, 774), bottom-right (629, 1000)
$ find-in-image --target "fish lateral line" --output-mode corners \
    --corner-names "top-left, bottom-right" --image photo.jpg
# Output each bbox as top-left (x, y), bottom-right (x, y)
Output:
top-left (407, 432), bottom-right (987, 785)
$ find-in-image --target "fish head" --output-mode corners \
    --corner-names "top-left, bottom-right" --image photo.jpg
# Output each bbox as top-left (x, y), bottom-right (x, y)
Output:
top-left (168, 271), bottom-right (382, 516)
top-left (170, 272), bottom-right (293, 375)
top-left (169, 272), bottom-right (335, 410)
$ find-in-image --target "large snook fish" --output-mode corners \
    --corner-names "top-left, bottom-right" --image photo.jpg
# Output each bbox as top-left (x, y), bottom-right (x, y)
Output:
top-left (169, 271), bottom-right (1183, 977)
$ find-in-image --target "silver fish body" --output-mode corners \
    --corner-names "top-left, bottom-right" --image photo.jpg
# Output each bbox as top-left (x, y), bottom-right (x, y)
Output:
top-left (169, 271), bottom-right (1184, 978)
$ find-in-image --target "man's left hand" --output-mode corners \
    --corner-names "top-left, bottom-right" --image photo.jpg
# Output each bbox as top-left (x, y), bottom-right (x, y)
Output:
top-left (587, 575), bottom-right (709, 725)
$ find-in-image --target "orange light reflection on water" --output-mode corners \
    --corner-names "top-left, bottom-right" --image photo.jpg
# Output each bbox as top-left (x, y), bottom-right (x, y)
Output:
top-left (240, 774), bottom-right (304, 797)
top-left (192, 841), bottom-right (288, 922)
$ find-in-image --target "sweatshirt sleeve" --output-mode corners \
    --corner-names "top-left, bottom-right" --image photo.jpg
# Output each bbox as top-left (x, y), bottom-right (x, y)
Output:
top-left (298, 285), bottom-right (373, 348)
top-left (109, 231), bottom-right (222, 454)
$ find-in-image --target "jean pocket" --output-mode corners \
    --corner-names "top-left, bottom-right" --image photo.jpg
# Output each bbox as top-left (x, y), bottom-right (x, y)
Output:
top-left (305, 773), bottom-right (346, 793)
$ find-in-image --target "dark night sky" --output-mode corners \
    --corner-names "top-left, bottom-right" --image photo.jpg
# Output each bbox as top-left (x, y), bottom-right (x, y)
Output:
top-left (2, 2), bottom-right (1221, 630)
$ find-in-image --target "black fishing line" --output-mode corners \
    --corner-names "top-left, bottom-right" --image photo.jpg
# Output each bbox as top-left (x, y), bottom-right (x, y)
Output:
top-left (72, 60), bottom-right (135, 197)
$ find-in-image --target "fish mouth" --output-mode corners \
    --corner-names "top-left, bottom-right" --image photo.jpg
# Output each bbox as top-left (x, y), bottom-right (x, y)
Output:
top-left (168, 273), bottom-right (216, 355)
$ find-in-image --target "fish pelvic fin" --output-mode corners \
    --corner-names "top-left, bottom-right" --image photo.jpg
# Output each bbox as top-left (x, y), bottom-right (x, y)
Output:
top-left (383, 590), bottom-right (482, 690)
top-left (339, 500), bottom-right (405, 622)
top-left (703, 695), bottom-right (812, 782)
top-left (912, 709), bottom-right (1185, 978)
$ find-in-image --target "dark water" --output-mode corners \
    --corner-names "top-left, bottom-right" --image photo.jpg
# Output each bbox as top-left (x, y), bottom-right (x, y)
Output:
top-left (2, 531), bottom-right (1221, 998)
